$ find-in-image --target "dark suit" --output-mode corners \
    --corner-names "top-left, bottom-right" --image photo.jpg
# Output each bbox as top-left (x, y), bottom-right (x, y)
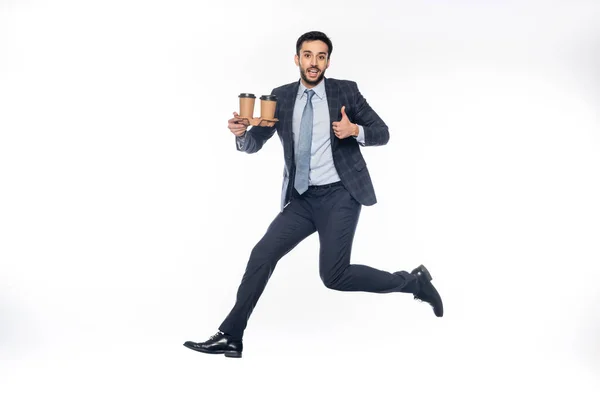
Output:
top-left (219, 77), bottom-right (417, 339)
top-left (235, 77), bottom-right (388, 211)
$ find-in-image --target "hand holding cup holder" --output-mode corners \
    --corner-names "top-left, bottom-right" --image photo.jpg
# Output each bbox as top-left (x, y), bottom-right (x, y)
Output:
top-left (238, 93), bottom-right (279, 127)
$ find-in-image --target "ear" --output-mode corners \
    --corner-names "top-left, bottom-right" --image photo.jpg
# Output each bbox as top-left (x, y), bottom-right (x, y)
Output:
top-left (294, 54), bottom-right (299, 67)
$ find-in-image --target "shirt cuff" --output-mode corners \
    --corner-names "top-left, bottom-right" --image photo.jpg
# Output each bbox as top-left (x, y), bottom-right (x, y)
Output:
top-left (354, 125), bottom-right (366, 145)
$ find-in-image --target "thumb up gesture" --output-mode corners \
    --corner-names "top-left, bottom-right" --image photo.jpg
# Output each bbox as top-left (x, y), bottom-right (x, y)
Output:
top-left (332, 106), bottom-right (358, 139)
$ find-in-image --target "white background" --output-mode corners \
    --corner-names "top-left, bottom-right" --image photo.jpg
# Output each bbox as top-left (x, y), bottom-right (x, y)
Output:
top-left (1, 0), bottom-right (599, 398)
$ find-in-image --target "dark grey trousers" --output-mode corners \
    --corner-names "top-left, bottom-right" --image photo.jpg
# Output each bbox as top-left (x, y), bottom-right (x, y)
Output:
top-left (219, 181), bottom-right (417, 339)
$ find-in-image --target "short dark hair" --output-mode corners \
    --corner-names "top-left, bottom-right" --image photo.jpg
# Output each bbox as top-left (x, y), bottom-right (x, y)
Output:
top-left (296, 31), bottom-right (333, 59)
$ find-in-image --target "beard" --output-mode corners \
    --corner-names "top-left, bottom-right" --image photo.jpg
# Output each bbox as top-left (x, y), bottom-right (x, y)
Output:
top-left (300, 66), bottom-right (325, 86)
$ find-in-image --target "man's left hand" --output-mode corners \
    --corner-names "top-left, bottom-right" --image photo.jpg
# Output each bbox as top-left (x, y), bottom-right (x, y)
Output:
top-left (332, 106), bottom-right (358, 139)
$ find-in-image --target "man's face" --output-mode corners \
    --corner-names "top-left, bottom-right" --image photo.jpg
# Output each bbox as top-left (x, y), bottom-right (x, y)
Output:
top-left (294, 40), bottom-right (330, 88)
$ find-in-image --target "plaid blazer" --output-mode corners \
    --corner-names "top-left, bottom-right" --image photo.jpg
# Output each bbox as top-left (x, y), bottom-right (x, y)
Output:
top-left (235, 77), bottom-right (389, 211)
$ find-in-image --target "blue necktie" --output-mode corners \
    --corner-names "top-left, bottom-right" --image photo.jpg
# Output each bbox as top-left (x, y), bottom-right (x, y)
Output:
top-left (294, 89), bottom-right (315, 195)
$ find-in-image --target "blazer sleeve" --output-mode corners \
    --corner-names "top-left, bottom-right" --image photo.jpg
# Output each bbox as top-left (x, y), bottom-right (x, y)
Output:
top-left (352, 82), bottom-right (389, 146)
top-left (235, 89), bottom-right (278, 154)
top-left (235, 125), bottom-right (277, 153)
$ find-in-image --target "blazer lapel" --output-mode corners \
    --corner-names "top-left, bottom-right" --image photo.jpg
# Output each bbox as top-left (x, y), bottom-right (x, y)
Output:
top-left (325, 77), bottom-right (340, 152)
top-left (284, 80), bottom-right (301, 146)
top-left (282, 80), bottom-right (301, 165)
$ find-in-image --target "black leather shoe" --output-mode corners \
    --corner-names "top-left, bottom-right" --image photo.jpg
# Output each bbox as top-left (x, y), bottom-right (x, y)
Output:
top-left (411, 265), bottom-right (443, 317)
top-left (183, 331), bottom-right (243, 358)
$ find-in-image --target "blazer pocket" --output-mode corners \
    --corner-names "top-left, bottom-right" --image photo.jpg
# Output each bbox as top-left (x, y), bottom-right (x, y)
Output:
top-left (354, 158), bottom-right (367, 171)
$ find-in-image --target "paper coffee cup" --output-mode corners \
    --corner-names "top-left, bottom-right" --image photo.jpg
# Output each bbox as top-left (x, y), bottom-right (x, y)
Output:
top-left (260, 94), bottom-right (277, 120)
top-left (239, 93), bottom-right (256, 118)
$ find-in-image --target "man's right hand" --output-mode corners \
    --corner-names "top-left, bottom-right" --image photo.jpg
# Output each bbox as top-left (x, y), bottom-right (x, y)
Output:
top-left (228, 112), bottom-right (250, 137)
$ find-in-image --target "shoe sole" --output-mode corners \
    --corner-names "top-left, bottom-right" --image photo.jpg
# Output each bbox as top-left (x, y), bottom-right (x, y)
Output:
top-left (183, 343), bottom-right (242, 358)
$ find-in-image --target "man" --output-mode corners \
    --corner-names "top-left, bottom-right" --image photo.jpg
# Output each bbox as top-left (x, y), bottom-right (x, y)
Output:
top-left (184, 31), bottom-right (443, 358)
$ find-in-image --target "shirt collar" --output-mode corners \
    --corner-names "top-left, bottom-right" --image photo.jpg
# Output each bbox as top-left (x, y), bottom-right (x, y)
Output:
top-left (297, 77), bottom-right (326, 100)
